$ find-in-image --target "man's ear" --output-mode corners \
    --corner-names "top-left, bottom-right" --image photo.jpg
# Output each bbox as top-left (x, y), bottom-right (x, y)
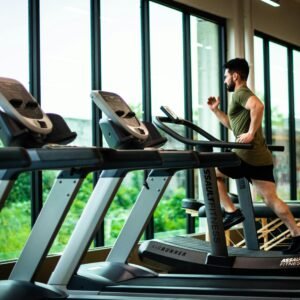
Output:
top-left (232, 72), bottom-right (238, 81)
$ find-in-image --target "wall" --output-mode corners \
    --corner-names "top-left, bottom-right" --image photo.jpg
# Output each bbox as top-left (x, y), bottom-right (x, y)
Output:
top-left (253, 0), bottom-right (300, 46)
top-left (174, 0), bottom-right (300, 47)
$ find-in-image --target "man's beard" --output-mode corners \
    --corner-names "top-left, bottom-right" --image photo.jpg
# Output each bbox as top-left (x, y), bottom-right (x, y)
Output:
top-left (227, 81), bottom-right (235, 92)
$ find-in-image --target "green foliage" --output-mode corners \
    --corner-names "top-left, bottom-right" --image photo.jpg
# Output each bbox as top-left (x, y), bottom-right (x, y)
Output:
top-left (154, 187), bottom-right (186, 232)
top-left (271, 106), bottom-right (285, 128)
top-left (0, 170), bottom-right (188, 260)
top-left (0, 201), bottom-right (31, 260)
top-left (6, 173), bottom-right (31, 205)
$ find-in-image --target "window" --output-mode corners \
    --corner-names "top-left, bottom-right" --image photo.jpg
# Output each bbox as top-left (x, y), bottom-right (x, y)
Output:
top-left (100, 0), bottom-right (144, 245)
top-left (254, 37), bottom-right (265, 102)
top-left (254, 36), bottom-right (266, 134)
top-left (269, 42), bottom-right (290, 199)
top-left (0, 1), bottom-right (29, 87)
top-left (191, 17), bottom-right (221, 226)
top-left (294, 50), bottom-right (300, 197)
top-left (40, 0), bottom-right (92, 254)
top-left (149, 2), bottom-right (187, 237)
top-left (191, 17), bottom-right (220, 138)
top-left (254, 32), bottom-right (300, 201)
top-left (0, 0), bottom-right (30, 261)
top-left (0, 0), bottom-right (226, 259)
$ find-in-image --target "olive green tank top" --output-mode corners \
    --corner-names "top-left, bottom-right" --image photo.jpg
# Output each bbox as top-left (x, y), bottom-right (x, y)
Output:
top-left (228, 86), bottom-right (273, 166)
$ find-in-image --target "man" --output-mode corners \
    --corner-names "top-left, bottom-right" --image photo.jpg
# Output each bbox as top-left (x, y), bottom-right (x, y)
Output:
top-left (207, 58), bottom-right (300, 254)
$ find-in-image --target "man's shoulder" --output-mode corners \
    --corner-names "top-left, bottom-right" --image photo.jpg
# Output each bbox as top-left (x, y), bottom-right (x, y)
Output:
top-left (235, 86), bottom-right (253, 95)
top-left (233, 86), bottom-right (254, 105)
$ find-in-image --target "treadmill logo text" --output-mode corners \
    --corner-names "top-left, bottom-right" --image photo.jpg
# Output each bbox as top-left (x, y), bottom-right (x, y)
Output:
top-left (203, 169), bottom-right (221, 243)
top-left (280, 257), bottom-right (300, 267)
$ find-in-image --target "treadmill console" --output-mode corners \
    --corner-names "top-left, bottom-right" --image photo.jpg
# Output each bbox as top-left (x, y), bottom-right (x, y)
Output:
top-left (160, 106), bottom-right (179, 121)
top-left (0, 77), bottom-right (76, 147)
top-left (0, 77), bottom-right (52, 134)
top-left (91, 91), bottom-right (149, 141)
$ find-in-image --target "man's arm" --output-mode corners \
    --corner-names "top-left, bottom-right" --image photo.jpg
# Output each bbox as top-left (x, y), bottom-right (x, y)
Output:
top-left (207, 96), bottom-right (231, 129)
top-left (236, 95), bottom-right (264, 143)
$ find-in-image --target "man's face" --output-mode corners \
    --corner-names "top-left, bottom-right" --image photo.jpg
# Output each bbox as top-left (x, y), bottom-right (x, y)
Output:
top-left (224, 69), bottom-right (235, 92)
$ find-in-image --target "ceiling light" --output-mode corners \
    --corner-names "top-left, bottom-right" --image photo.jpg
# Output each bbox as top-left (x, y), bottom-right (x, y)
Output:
top-left (261, 0), bottom-right (280, 7)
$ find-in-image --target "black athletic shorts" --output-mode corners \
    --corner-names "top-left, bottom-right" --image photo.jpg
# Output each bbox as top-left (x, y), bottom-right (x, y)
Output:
top-left (218, 159), bottom-right (275, 183)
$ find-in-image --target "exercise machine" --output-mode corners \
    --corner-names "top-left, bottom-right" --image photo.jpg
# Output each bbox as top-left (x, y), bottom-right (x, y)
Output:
top-left (139, 106), bottom-right (300, 276)
top-left (0, 80), bottom-right (205, 300)
top-left (45, 92), bottom-right (300, 299)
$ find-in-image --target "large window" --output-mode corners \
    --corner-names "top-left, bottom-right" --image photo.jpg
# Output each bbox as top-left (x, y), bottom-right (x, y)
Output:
top-left (0, 0), bottom-right (226, 260)
top-left (254, 32), bottom-right (300, 201)
top-left (40, 0), bottom-right (92, 135)
top-left (100, 0), bottom-right (144, 245)
top-left (40, 0), bottom-right (92, 254)
top-left (0, 1), bottom-right (30, 261)
top-left (269, 42), bottom-right (290, 199)
top-left (149, 2), bottom-right (187, 237)
top-left (294, 50), bottom-right (300, 197)
top-left (191, 17), bottom-right (220, 137)
top-left (0, 1), bottom-right (29, 87)
top-left (190, 16), bottom-right (222, 231)
top-left (254, 37), bottom-right (265, 102)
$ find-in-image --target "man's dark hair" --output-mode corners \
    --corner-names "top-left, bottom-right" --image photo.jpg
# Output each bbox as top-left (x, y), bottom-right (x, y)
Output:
top-left (224, 58), bottom-right (249, 81)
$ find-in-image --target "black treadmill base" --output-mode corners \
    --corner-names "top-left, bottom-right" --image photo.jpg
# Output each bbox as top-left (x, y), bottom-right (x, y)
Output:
top-left (139, 236), bottom-right (300, 276)
top-left (102, 274), bottom-right (300, 298)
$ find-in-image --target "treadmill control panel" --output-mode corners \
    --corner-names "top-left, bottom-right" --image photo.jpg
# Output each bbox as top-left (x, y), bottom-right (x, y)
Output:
top-left (91, 91), bottom-right (149, 141)
top-left (0, 77), bottom-right (53, 134)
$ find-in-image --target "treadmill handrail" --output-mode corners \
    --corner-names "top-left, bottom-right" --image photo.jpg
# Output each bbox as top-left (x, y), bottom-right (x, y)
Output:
top-left (155, 116), bottom-right (252, 150)
top-left (0, 147), bottom-right (31, 169)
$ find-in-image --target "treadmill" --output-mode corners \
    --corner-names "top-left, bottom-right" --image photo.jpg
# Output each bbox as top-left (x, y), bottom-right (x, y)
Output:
top-left (44, 92), bottom-right (300, 299)
top-left (0, 79), bottom-right (204, 300)
top-left (139, 107), bottom-right (300, 277)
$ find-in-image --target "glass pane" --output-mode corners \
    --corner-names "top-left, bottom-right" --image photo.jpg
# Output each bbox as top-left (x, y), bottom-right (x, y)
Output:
top-left (40, 0), bottom-right (92, 146)
top-left (269, 42), bottom-right (290, 199)
top-left (40, 0), bottom-right (92, 254)
top-left (191, 17), bottom-right (220, 139)
top-left (149, 2), bottom-right (186, 238)
top-left (101, 0), bottom-right (142, 118)
top-left (294, 50), bottom-right (300, 198)
top-left (254, 37), bottom-right (265, 103)
top-left (0, 0), bottom-right (29, 88)
top-left (100, 0), bottom-right (143, 246)
top-left (254, 36), bottom-right (266, 131)
top-left (190, 17), bottom-right (221, 233)
top-left (0, 0), bottom-right (30, 261)
top-left (0, 173), bottom-right (31, 261)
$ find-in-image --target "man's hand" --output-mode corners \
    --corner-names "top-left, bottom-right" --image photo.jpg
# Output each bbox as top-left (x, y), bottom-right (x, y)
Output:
top-left (237, 132), bottom-right (254, 143)
top-left (207, 96), bottom-right (221, 112)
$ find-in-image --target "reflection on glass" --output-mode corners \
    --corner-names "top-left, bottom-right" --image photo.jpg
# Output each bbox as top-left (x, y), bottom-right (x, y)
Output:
top-left (294, 50), bottom-right (300, 198)
top-left (191, 17), bottom-right (221, 233)
top-left (269, 42), bottom-right (290, 199)
top-left (0, 1), bottom-right (30, 261)
top-left (100, 0), bottom-right (144, 246)
top-left (150, 2), bottom-right (186, 238)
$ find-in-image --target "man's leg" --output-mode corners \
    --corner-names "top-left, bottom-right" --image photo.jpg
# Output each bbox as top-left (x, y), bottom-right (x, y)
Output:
top-left (216, 169), bottom-right (236, 211)
top-left (216, 168), bottom-right (244, 230)
top-left (253, 179), bottom-right (300, 237)
top-left (253, 179), bottom-right (300, 254)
